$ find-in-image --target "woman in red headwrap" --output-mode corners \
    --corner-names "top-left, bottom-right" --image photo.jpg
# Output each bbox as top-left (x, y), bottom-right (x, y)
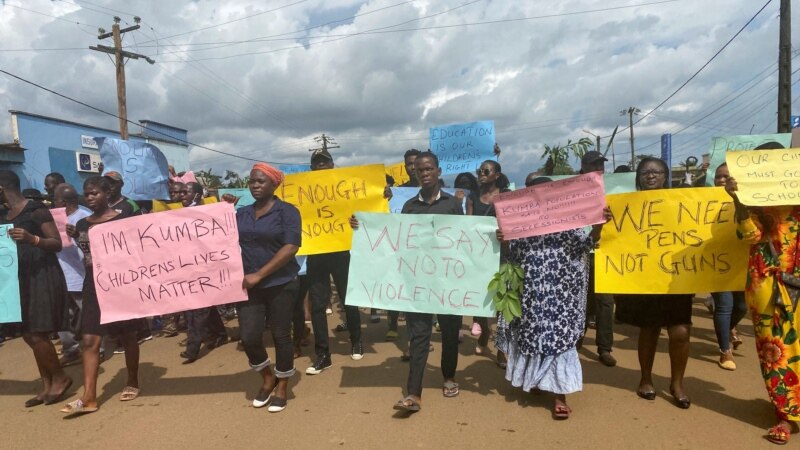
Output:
top-left (233, 163), bottom-right (301, 412)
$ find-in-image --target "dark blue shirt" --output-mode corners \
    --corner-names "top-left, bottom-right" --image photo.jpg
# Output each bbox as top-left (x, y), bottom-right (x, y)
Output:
top-left (236, 198), bottom-right (301, 289)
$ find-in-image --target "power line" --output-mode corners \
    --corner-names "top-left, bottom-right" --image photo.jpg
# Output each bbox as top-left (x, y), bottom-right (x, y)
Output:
top-left (608, 0), bottom-right (773, 138)
top-left (159, 0), bottom-right (681, 62)
top-left (3, 1), bottom-right (100, 28)
top-left (138, 0), bottom-right (309, 43)
top-left (0, 69), bottom-right (309, 165)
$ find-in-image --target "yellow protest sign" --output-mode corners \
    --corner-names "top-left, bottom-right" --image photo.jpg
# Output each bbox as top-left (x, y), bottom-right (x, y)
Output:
top-left (726, 148), bottom-right (800, 206)
top-left (277, 164), bottom-right (389, 255)
top-left (386, 161), bottom-right (410, 186)
top-left (152, 197), bottom-right (217, 212)
top-left (595, 187), bottom-right (749, 294)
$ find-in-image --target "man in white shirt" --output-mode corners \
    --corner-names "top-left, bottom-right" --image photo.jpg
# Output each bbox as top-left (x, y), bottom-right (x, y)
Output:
top-left (52, 183), bottom-right (94, 366)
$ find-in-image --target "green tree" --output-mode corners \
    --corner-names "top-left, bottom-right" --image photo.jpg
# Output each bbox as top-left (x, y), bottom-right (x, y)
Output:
top-left (195, 169), bottom-right (222, 188)
top-left (223, 170), bottom-right (249, 188)
top-left (540, 137), bottom-right (594, 175)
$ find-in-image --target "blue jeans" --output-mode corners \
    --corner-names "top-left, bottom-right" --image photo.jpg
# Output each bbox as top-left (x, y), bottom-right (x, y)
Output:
top-left (711, 291), bottom-right (747, 351)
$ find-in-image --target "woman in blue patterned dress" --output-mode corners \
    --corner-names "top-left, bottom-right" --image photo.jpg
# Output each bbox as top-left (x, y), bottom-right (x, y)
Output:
top-left (496, 176), bottom-right (610, 419)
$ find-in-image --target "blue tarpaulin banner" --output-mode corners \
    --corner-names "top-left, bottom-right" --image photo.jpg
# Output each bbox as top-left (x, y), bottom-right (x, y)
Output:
top-left (97, 138), bottom-right (170, 200)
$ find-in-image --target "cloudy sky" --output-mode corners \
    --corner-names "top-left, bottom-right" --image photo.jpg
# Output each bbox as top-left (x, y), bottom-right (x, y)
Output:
top-left (0, 0), bottom-right (796, 185)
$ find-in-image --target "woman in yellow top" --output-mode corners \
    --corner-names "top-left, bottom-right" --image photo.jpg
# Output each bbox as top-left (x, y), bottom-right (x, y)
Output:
top-left (726, 142), bottom-right (800, 445)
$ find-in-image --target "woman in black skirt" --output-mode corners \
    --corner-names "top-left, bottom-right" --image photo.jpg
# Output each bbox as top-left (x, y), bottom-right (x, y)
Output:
top-left (0, 170), bottom-right (72, 407)
top-left (614, 158), bottom-right (694, 409)
top-left (61, 176), bottom-right (141, 415)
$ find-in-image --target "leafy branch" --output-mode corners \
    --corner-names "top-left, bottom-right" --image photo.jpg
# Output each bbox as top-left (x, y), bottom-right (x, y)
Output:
top-left (487, 262), bottom-right (524, 322)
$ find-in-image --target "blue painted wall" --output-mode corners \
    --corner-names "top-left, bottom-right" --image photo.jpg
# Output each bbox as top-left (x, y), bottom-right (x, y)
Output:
top-left (8, 112), bottom-right (189, 193)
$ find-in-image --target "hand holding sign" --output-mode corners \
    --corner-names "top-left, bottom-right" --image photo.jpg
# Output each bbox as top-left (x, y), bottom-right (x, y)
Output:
top-left (725, 148), bottom-right (800, 206)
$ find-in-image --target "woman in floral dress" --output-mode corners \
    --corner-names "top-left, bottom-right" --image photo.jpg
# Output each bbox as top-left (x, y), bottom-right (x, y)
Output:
top-left (726, 146), bottom-right (800, 444)
top-left (496, 176), bottom-right (610, 420)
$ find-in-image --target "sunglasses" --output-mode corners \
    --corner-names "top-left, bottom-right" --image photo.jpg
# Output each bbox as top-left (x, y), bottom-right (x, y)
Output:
top-left (476, 168), bottom-right (495, 176)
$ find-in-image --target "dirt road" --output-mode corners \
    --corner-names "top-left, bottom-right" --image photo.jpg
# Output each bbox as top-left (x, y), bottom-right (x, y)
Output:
top-left (0, 300), bottom-right (782, 449)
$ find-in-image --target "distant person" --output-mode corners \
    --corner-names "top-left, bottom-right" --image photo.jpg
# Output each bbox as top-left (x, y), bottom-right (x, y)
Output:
top-left (708, 163), bottom-right (746, 371)
top-left (305, 148), bottom-right (365, 374)
top-left (578, 151), bottom-right (616, 367)
top-left (169, 182), bottom-right (186, 203)
top-left (51, 183), bottom-right (94, 367)
top-left (0, 170), bottom-right (72, 408)
top-left (467, 161), bottom-right (511, 359)
top-left (613, 165), bottom-right (631, 173)
top-left (399, 149), bottom-right (421, 187)
top-left (44, 172), bottom-right (66, 202)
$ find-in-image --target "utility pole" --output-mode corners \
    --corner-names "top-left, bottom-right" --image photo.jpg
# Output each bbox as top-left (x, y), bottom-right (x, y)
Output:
top-left (90, 16), bottom-right (154, 140)
top-left (309, 133), bottom-right (340, 153)
top-left (620, 107), bottom-right (640, 166)
top-left (777, 0), bottom-right (792, 132)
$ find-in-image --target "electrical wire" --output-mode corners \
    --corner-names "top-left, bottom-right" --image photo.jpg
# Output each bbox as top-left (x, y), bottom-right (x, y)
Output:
top-left (0, 68), bottom-right (310, 165)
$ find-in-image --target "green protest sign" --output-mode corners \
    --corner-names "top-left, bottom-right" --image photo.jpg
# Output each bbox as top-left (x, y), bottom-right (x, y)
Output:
top-left (345, 213), bottom-right (500, 317)
top-left (705, 134), bottom-right (792, 186)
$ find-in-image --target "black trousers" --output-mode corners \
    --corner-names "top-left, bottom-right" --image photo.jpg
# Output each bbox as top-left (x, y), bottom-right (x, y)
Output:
top-left (185, 306), bottom-right (227, 358)
top-left (307, 251), bottom-right (361, 356)
top-left (406, 312), bottom-right (461, 397)
top-left (292, 275), bottom-right (309, 347)
top-left (239, 281), bottom-right (299, 376)
top-left (586, 257), bottom-right (614, 353)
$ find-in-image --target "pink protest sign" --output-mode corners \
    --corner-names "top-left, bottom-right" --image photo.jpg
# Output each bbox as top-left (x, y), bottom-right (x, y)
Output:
top-left (50, 207), bottom-right (72, 248)
top-left (494, 172), bottom-right (606, 240)
top-left (88, 202), bottom-right (246, 324)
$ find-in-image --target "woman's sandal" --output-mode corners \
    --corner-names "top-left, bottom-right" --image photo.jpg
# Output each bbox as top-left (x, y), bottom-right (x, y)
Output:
top-left (730, 331), bottom-right (743, 351)
top-left (766, 423), bottom-right (791, 445)
top-left (442, 381), bottom-right (460, 398)
top-left (60, 399), bottom-right (98, 415)
top-left (553, 403), bottom-right (572, 420)
top-left (393, 396), bottom-right (421, 412)
top-left (119, 386), bottom-right (140, 402)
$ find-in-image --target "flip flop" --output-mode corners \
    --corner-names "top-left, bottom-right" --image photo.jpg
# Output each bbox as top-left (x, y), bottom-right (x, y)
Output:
top-left (60, 399), bottom-right (98, 415)
top-left (442, 381), bottom-right (459, 398)
top-left (119, 386), bottom-right (140, 402)
top-left (44, 377), bottom-right (73, 405)
top-left (553, 403), bottom-right (572, 420)
top-left (766, 423), bottom-right (791, 445)
top-left (393, 396), bottom-right (421, 412)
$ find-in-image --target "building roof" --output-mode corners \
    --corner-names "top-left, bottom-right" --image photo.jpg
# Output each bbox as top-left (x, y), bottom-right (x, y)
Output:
top-left (0, 142), bottom-right (25, 151)
top-left (10, 110), bottom-right (124, 135)
top-left (138, 119), bottom-right (187, 132)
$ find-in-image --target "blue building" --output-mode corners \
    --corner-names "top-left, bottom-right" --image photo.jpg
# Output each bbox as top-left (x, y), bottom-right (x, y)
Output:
top-left (0, 110), bottom-right (191, 192)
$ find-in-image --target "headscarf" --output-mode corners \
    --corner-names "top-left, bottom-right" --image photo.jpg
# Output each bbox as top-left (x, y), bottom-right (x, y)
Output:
top-left (252, 163), bottom-right (284, 187)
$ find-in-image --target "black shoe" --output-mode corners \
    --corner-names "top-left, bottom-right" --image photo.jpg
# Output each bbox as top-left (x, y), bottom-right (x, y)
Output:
top-left (180, 351), bottom-right (197, 364)
top-left (351, 341), bottom-right (364, 360)
top-left (207, 336), bottom-right (228, 350)
top-left (334, 322), bottom-right (348, 332)
top-left (305, 354), bottom-right (332, 375)
top-left (670, 389), bottom-right (691, 409)
top-left (598, 351), bottom-right (617, 367)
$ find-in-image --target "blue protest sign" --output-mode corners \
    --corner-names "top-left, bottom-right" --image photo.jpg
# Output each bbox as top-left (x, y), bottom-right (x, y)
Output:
top-left (705, 134), bottom-right (793, 186)
top-left (277, 164), bottom-right (311, 175)
top-left (389, 187), bottom-right (468, 213)
top-left (217, 188), bottom-right (254, 209)
top-left (0, 224), bottom-right (21, 323)
top-left (96, 138), bottom-right (170, 200)
top-left (430, 121), bottom-right (496, 175)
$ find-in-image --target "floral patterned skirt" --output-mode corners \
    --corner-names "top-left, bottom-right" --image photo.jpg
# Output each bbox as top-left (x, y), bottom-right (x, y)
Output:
top-left (748, 274), bottom-right (800, 422)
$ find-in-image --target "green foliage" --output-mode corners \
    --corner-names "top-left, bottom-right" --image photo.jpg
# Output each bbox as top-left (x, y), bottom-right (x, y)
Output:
top-left (487, 262), bottom-right (524, 322)
top-left (539, 137), bottom-right (594, 175)
top-left (195, 169), bottom-right (250, 189)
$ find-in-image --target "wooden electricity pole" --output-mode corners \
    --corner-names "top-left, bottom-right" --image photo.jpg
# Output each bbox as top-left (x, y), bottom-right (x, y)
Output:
top-left (777, 0), bottom-right (792, 132)
top-left (309, 133), bottom-right (340, 153)
top-left (621, 107), bottom-right (640, 166)
top-left (90, 16), bottom-right (154, 140)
